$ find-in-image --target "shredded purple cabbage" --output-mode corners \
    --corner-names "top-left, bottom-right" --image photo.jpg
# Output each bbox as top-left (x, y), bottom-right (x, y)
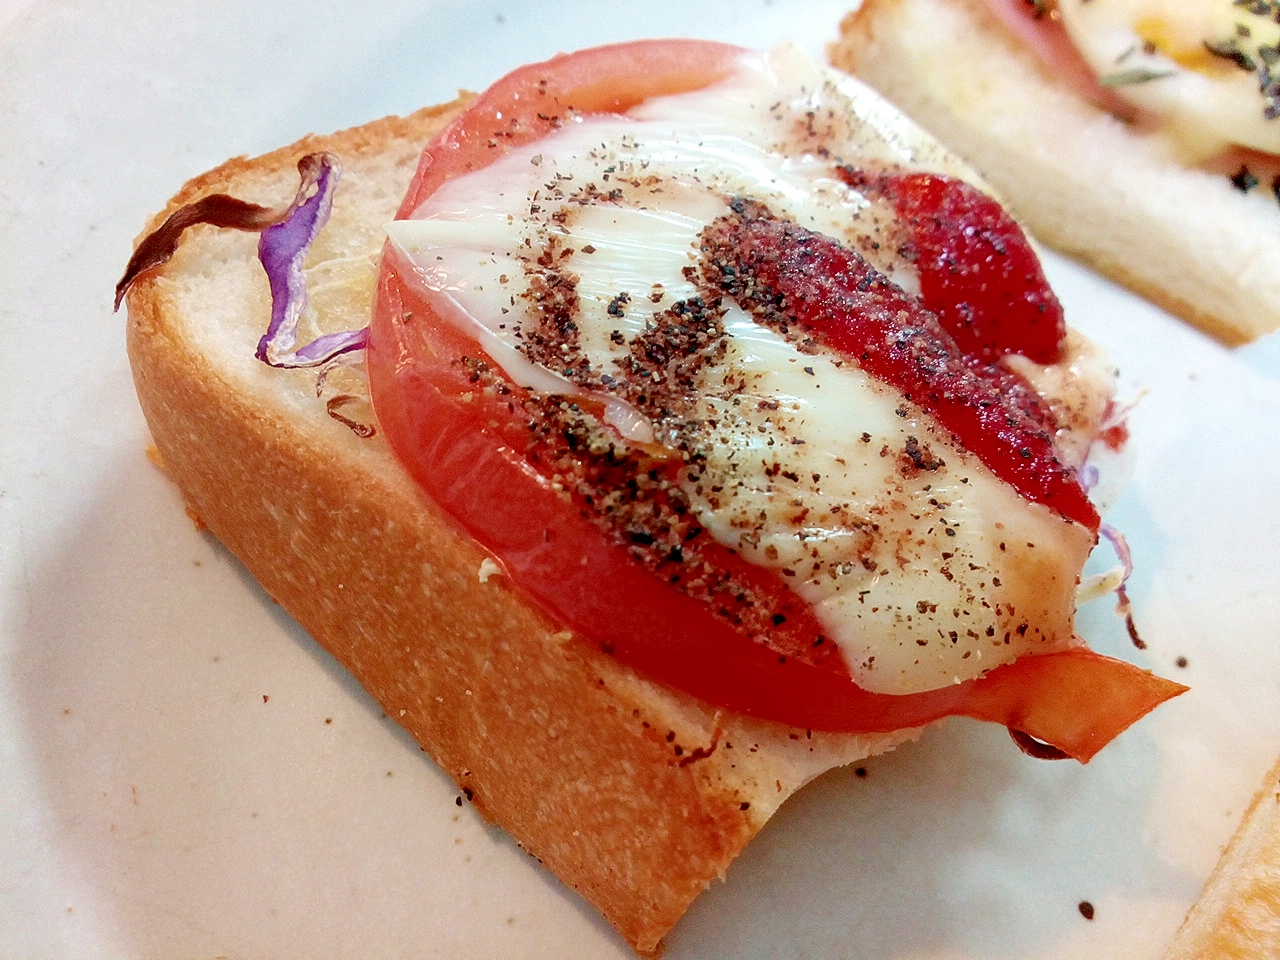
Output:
top-left (1099, 523), bottom-right (1134, 587)
top-left (1077, 462), bottom-right (1100, 493)
top-left (255, 154), bottom-right (369, 368)
top-left (116, 152), bottom-right (369, 370)
top-left (1101, 522), bottom-right (1148, 648)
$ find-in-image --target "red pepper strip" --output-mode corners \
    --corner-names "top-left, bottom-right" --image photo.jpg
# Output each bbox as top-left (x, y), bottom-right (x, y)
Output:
top-left (370, 264), bottom-right (1185, 761)
top-left (862, 171), bottom-right (1067, 364)
top-left (699, 203), bottom-right (1099, 531)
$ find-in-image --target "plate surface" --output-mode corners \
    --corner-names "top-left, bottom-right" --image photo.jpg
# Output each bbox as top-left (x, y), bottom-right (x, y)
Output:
top-left (2, 2), bottom-right (1278, 958)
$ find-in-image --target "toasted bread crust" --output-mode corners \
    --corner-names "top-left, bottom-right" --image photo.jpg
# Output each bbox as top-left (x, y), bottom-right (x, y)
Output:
top-left (123, 99), bottom-right (913, 953)
top-left (832, 0), bottom-right (1280, 345)
top-left (1164, 757), bottom-right (1280, 960)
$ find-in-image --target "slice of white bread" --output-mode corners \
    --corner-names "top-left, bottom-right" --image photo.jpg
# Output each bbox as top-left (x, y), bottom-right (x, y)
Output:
top-left (1163, 756), bottom-right (1280, 959)
top-left (831, 0), bottom-right (1280, 345)
top-left (120, 98), bottom-right (922, 954)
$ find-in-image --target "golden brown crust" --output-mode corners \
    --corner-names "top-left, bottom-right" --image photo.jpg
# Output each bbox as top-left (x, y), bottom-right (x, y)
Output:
top-left (1163, 757), bottom-right (1280, 960)
top-left (833, 0), bottom-right (1280, 345)
top-left (123, 99), bottom-right (913, 953)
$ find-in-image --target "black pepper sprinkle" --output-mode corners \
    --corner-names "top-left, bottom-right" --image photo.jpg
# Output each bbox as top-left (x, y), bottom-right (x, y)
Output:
top-left (607, 291), bottom-right (631, 316)
top-left (1232, 164), bottom-right (1260, 192)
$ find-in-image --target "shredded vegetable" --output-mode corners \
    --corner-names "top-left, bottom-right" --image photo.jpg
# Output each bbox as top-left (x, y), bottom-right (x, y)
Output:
top-left (254, 155), bottom-right (366, 367)
top-left (115, 152), bottom-right (368, 369)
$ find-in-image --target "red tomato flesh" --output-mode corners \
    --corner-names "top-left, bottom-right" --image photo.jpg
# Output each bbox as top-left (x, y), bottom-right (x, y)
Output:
top-left (367, 40), bottom-right (1185, 761)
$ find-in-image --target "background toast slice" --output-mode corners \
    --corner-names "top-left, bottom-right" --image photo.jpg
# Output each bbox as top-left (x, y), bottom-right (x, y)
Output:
top-left (832, 0), bottom-right (1280, 345)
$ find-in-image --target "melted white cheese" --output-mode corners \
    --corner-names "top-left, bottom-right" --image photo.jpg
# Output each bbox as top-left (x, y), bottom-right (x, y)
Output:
top-left (386, 45), bottom-right (1111, 695)
top-left (1057, 0), bottom-right (1280, 158)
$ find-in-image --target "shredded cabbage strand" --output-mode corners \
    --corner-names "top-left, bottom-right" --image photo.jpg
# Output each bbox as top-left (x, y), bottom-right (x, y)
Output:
top-left (115, 152), bottom-right (369, 369)
top-left (255, 154), bottom-right (367, 367)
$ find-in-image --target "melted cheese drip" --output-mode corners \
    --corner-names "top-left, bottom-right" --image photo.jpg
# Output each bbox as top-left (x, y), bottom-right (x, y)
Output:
top-left (386, 45), bottom-right (1112, 695)
top-left (1057, 0), bottom-right (1280, 158)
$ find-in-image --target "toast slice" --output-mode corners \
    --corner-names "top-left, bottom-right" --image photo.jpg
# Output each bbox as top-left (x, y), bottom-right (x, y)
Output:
top-left (831, 0), bottom-right (1280, 345)
top-left (1164, 756), bottom-right (1280, 959)
top-left (121, 98), bottom-right (920, 955)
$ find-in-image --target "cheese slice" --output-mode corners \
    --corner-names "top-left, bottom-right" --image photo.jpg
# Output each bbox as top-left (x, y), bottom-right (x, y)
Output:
top-left (386, 45), bottom-right (1114, 695)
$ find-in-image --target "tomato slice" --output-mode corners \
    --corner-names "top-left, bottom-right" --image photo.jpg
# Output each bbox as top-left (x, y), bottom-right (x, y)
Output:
top-left (367, 40), bottom-right (1185, 761)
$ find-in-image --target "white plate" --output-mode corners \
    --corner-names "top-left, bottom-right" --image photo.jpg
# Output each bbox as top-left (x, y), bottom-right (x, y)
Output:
top-left (3, 2), bottom-right (1278, 957)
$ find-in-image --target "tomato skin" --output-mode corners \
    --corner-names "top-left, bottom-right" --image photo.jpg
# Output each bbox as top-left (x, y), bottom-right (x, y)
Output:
top-left (837, 168), bottom-right (1068, 364)
top-left (396, 40), bottom-right (751, 219)
top-left (368, 40), bottom-right (1185, 760)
